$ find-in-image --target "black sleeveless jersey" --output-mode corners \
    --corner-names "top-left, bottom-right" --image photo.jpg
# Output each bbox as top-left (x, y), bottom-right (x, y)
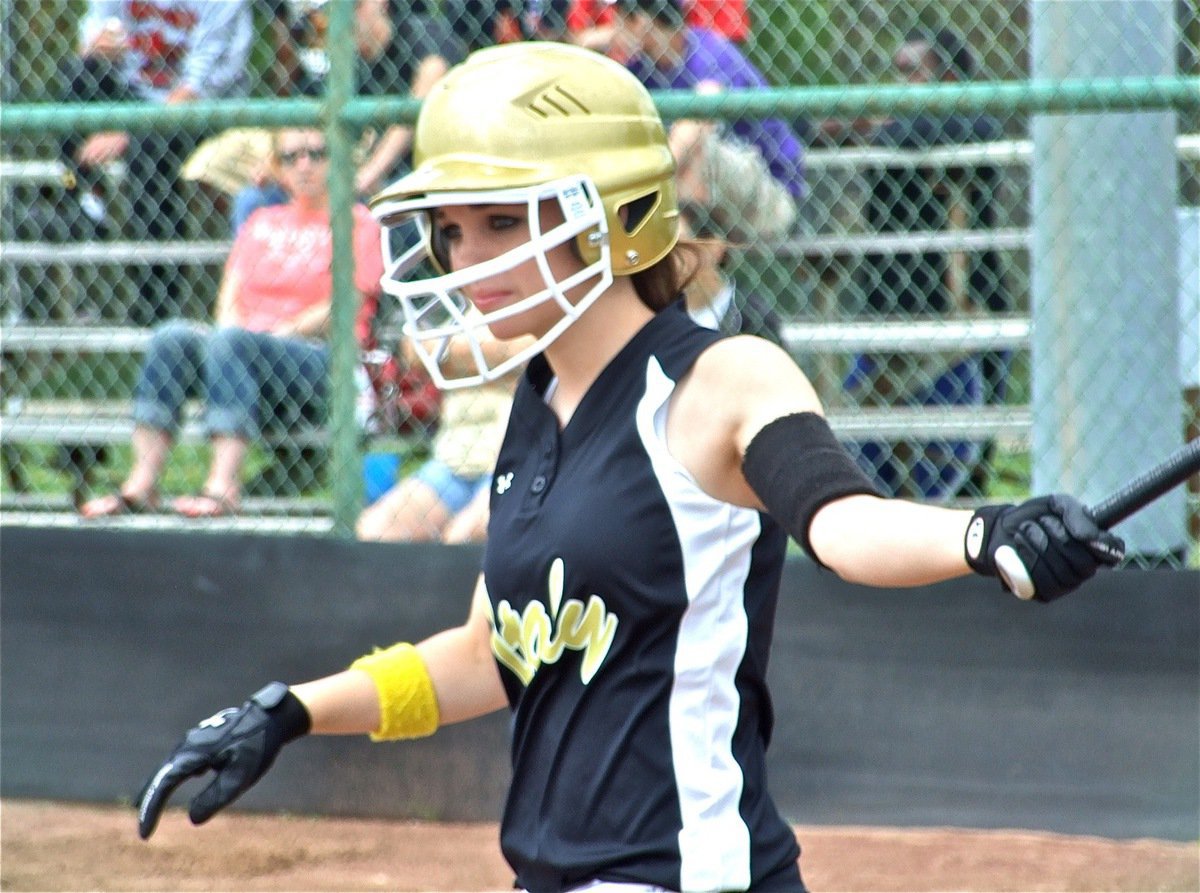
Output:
top-left (482, 303), bottom-right (803, 892)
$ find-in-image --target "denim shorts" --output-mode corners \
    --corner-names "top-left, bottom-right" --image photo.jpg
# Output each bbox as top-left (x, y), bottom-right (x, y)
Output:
top-left (413, 459), bottom-right (491, 514)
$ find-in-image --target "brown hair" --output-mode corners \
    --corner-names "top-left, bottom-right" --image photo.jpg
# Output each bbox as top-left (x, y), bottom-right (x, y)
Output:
top-left (630, 238), bottom-right (721, 312)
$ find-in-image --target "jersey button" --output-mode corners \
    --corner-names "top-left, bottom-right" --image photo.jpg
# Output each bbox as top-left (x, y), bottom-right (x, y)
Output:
top-left (530, 475), bottom-right (547, 494)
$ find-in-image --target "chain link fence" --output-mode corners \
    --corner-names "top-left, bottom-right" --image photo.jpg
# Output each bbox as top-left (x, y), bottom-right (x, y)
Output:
top-left (2, 0), bottom-right (1198, 563)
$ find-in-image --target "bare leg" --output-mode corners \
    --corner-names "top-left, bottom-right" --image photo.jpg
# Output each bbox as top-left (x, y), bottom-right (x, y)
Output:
top-left (172, 434), bottom-right (248, 516)
top-left (79, 425), bottom-right (171, 516)
top-left (443, 485), bottom-right (491, 545)
top-left (203, 435), bottom-right (248, 504)
top-left (125, 425), bottom-right (171, 497)
top-left (356, 477), bottom-right (452, 542)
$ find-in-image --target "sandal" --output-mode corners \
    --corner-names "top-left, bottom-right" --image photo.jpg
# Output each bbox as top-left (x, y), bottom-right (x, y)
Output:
top-left (172, 491), bottom-right (240, 519)
top-left (79, 490), bottom-right (158, 519)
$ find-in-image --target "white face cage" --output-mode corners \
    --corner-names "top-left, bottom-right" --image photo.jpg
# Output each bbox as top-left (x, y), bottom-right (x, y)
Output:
top-left (373, 175), bottom-right (612, 390)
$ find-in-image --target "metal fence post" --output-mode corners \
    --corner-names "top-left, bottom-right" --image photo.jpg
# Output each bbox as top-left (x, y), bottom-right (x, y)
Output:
top-left (1031, 0), bottom-right (1186, 558)
top-left (325, 0), bottom-right (361, 538)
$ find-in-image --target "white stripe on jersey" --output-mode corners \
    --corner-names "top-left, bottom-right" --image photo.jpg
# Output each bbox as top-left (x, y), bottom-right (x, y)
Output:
top-left (635, 358), bottom-right (759, 892)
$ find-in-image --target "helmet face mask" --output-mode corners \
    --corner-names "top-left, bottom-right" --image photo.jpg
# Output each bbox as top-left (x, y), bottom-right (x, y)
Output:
top-left (376, 175), bottom-right (613, 390)
top-left (370, 42), bottom-right (679, 390)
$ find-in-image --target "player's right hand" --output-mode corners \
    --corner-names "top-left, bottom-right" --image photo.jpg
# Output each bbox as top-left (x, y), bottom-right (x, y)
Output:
top-left (136, 682), bottom-right (310, 840)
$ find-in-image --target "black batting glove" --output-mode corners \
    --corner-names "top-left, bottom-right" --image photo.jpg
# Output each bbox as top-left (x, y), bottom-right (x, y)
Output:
top-left (964, 494), bottom-right (1125, 602)
top-left (136, 682), bottom-right (311, 840)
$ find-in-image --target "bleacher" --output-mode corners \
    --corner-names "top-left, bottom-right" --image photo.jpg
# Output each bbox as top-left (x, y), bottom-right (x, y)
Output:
top-left (3, 134), bottom-right (1197, 530)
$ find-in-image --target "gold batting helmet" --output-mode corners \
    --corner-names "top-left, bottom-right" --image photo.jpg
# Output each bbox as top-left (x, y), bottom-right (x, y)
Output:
top-left (370, 42), bottom-right (679, 388)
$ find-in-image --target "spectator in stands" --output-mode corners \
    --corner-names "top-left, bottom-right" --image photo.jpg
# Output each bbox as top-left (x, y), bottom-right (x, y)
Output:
top-left (513, 0), bottom-right (572, 42)
top-left (218, 0), bottom-right (394, 231)
top-left (353, 1), bottom-right (471, 198)
top-left (60, 0), bottom-right (253, 324)
top-left (221, 1), bottom-right (470, 233)
top-left (356, 329), bottom-right (530, 544)
top-left (256, 0), bottom-right (305, 98)
top-left (680, 207), bottom-right (783, 345)
top-left (842, 27), bottom-right (1012, 500)
top-left (611, 0), bottom-right (805, 246)
top-left (568, 0), bottom-right (750, 60)
top-left (80, 128), bottom-right (382, 519)
top-left (447, 0), bottom-right (526, 49)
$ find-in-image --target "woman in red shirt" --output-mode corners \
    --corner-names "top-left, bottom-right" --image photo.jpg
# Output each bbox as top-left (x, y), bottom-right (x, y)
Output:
top-left (81, 128), bottom-right (382, 518)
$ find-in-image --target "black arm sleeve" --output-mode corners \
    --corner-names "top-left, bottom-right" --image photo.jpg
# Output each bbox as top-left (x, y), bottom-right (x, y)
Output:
top-left (741, 412), bottom-right (881, 566)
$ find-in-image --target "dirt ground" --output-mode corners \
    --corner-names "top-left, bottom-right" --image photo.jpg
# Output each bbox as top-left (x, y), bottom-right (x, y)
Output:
top-left (2, 799), bottom-right (1196, 892)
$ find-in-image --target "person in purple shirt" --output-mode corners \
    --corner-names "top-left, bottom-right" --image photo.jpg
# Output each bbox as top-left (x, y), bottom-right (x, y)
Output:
top-left (614, 0), bottom-right (804, 245)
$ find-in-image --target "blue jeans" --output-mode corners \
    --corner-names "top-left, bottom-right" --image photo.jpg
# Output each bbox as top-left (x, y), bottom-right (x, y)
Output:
top-left (133, 322), bottom-right (329, 440)
top-left (412, 458), bottom-right (491, 513)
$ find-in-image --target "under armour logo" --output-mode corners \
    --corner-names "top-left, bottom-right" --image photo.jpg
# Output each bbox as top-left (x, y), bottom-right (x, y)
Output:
top-left (496, 472), bottom-right (514, 495)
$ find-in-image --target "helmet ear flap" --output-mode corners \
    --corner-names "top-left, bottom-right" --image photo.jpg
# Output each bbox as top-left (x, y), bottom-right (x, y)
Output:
top-left (598, 184), bottom-right (679, 275)
top-left (621, 192), bottom-right (658, 234)
top-left (575, 190), bottom-right (656, 268)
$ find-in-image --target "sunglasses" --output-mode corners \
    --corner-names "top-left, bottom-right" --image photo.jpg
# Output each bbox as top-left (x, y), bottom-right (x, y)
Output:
top-left (278, 146), bottom-right (329, 165)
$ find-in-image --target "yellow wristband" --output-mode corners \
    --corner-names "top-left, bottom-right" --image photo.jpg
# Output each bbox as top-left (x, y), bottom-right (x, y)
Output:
top-left (349, 642), bottom-right (440, 741)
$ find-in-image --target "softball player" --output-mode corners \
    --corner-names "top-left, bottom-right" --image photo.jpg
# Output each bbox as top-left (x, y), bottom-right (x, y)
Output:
top-left (136, 42), bottom-right (1124, 892)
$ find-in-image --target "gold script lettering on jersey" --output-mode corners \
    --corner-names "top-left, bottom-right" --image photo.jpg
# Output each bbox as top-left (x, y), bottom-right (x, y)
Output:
top-left (488, 558), bottom-right (618, 685)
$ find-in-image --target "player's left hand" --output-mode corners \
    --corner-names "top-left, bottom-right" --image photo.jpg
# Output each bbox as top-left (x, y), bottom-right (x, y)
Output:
top-left (964, 494), bottom-right (1125, 602)
top-left (136, 682), bottom-right (310, 840)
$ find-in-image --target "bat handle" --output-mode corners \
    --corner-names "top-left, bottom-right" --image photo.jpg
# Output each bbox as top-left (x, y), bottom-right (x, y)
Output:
top-left (1090, 439), bottom-right (1200, 529)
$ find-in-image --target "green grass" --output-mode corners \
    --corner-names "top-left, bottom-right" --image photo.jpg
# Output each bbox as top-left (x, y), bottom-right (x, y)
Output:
top-left (8, 442), bottom-right (278, 499)
top-left (985, 442), bottom-right (1032, 500)
top-left (3, 438), bottom-right (433, 506)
